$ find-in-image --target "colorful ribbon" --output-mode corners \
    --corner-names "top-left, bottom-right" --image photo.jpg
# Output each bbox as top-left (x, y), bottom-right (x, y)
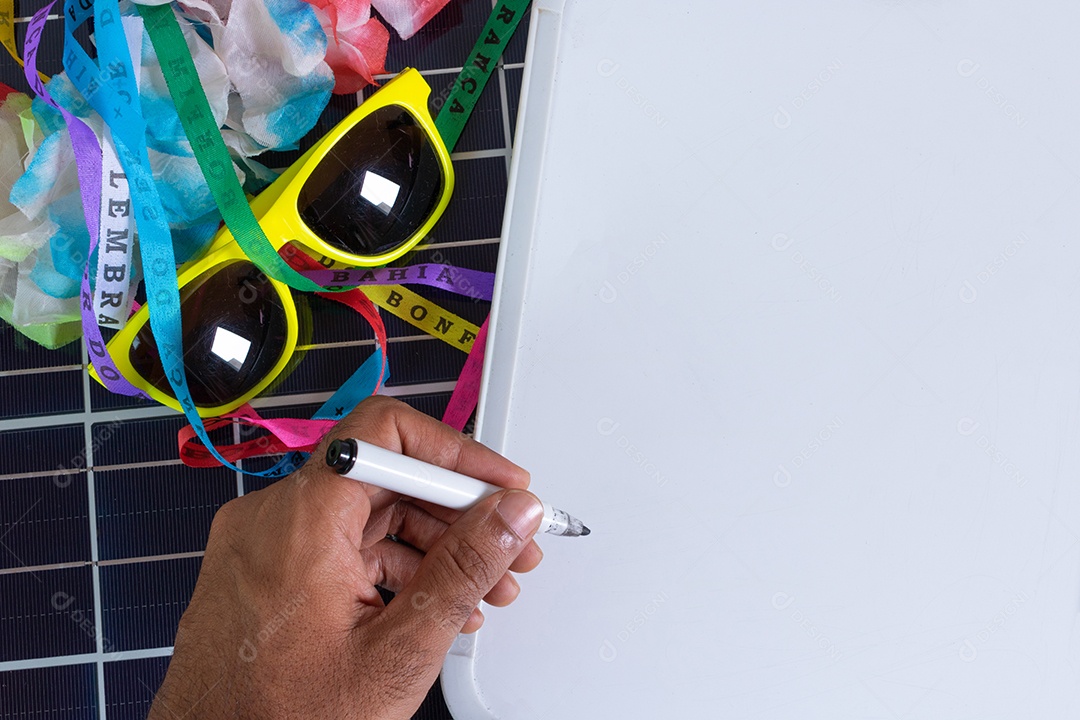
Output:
top-left (137, 2), bottom-right (329, 295)
top-left (30, 0), bottom-right (526, 472)
top-left (441, 316), bottom-right (488, 431)
top-left (23, 2), bottom-right (145, 398)
top-left (302, 263), bottom-right (494, 300)
top-left (433, 0), bottom-right (529, 149)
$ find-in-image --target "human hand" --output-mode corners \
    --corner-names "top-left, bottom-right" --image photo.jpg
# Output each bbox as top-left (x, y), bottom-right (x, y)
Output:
top-left (148, 395), bottom-right (545, 720)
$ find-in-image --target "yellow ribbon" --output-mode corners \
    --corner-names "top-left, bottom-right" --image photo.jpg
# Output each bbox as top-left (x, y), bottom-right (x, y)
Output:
top-left (362, 285), bottom-right (480, 353)
top-left (1, 0), bottom-right (49, 82)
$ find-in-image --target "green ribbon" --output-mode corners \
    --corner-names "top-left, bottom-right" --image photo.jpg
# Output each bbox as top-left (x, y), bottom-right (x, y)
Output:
top-left (137, 2), bottom-right (324, 292)
top-left (140, 0), bottom-right (531, 291)
top-left (433, 0), bottom-right (531, 150)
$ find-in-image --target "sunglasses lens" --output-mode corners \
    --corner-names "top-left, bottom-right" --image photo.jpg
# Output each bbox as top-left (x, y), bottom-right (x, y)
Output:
top-left (129, 261), bottom-right (290, 408)
top-left (297, 104), bottom-right (445, 257)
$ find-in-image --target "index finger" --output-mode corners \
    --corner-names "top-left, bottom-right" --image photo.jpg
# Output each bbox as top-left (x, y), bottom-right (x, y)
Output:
top-left (322, 395), bottom-right (531, 494)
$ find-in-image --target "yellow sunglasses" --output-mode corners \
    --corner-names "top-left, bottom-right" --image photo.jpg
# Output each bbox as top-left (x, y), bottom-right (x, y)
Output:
top-left (91, 68), bottom-right (450, 415)
top-left (220, 66), bottom-right (455, 268)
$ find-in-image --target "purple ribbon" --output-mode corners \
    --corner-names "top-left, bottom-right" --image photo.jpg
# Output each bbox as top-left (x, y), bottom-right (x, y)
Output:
top-left (301, 263), bottom-right (495, 301)
top-left (23, 3), bottom-right (143, 396)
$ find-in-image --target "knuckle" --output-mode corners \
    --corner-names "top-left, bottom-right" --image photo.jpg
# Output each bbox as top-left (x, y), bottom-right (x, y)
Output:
top-left (358, 394), bottom-right (401, 420)
top-left (440, 534), bottom-right (500, 598)
top-left (209, 497), bottom-right (242, 530)
top-left (206, 496), bottom-right (252, 551)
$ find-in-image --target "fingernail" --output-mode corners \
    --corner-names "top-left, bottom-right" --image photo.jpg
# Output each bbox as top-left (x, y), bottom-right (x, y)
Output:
top-left (496, 490), bottom-right (544, 539)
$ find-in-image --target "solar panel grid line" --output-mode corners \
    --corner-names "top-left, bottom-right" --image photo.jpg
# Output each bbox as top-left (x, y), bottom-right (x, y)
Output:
top-left (415, 236), bottom-right (501, 250)
top-left (0, 366), bottom-right (83, 377)
top-left (231, 422), bottom-right (245, 500)
top-left (0, 560), bottom-right (87, 576)
top-left (371, 60), bottom-right (525, 83)
top-left (73, 341), bottom-right (107, 720)
top-left (0, 646), bottom-right (175, 676)
top-left (497, 64), bottom-right (515, 175)
top-left (450, 147), bottom-right (510, 161)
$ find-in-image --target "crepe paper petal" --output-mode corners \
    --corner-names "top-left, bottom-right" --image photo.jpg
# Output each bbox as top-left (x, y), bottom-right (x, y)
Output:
top-left (151, 148), bottom-right (239, 225)
top-left (306, 0), bottom-right (371, 36)
top-left (185, 0), bottom-right (334, 149)
top-left (9, 130), bottom-right (82, 224)
top-left (267, 0), bottom-right (332, 77)
top-left (171, 213), bottom-right (220, 264)
top-left (0, 212), bottom-right (54, 264)
top-left (370, 0), bottom-right (451, 40)
top-left (0, 94), bottom-right (50, 264)
top-left (234, 153), bottom-right (279, 194)
top-left (137, 11), bottom-right (231, 153)
top-left (12, 253), bottom-right (80, 326)
top-left (316, 7), bottom-right (389, 94)
top-left (13, 95), bottom-right (45, 156)
top-left (42, 191), bottom-right (91, 298)
top-left (0, 262), bottom-right (82, 348)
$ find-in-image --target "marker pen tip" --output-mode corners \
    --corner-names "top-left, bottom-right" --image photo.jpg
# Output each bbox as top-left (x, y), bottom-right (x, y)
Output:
top-left (581, 525), bottom-right (591, 536)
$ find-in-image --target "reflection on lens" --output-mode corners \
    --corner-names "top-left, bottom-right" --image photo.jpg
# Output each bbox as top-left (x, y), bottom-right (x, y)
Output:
top-left (297, 104), bottom-right (444, 257)
top-left (129, 261), bottom-right (289, 407)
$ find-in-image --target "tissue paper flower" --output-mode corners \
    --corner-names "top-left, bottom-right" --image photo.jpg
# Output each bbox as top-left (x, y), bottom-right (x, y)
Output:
top-left (370, 0), bottom-right (451, 40)
top-left (307, 0), bottom-right (390, 94)
top-left (2, 0), bottom-right (458, 348)
top-left (301, 0), bottom-right (455, 95)
top-left (1, 0), bottom-right (335, 346)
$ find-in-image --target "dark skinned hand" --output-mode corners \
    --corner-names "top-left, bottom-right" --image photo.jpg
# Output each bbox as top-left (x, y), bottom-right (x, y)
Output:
top-left (148, 395), bottom-right (544, 720)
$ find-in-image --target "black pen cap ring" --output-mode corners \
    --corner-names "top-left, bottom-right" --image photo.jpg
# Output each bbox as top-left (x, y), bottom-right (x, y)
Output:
top-left (326, 438), bottom-right (358, 474)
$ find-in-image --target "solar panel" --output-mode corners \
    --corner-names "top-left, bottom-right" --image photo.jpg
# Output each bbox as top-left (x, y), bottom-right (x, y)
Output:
top-left (0, 1), bottom-right (529, 716)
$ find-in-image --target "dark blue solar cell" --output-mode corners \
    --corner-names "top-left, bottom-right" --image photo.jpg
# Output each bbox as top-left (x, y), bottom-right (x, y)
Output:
top-left (0, 425), bottom-right (84, 477)
top-left (386, 339), bottom-right (468, 387)
top-left (88, 379), bottom-right (162, 412)
top-left (423, 156), bottom-right (509, 243)
top-left (0, 371), bottom-right (85, 419)
top-left (104, 656), bottom-right (171, 720)
top-left (265, 344), bottom-right (382, 398)
top-left (383, 0), bottom-right (494, 72)
top-left (0, 474), bottom-right (90, 569)
top-left (0, 566), bottom-right (96, 662)
top-left (397, 391), bottom-right (454, 419)
top-left (0, 322), bottom-right (82, 372)
top-left (0, 663), bottom-right (99, 719)
top-left (100, 557), bottom-right (202, 652)
top-left (95, 465), bottom-right (236, 561)
top-left (504, 6), bottom-right (531, 64)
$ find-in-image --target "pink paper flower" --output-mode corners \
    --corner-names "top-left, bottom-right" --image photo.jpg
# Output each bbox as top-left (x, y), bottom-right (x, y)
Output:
top-left (305, 0), bottom-right (388, 94)
top-left (303, 0), bottom-right (454, 93)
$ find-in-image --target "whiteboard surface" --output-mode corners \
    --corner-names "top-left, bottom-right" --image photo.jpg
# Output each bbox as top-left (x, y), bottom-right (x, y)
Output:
top-left (444, 1), bottom-right (1080, 717)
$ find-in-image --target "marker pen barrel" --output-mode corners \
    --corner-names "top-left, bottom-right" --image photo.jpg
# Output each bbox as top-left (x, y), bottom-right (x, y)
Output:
top-left (325, 438), bottom-right (590, 538)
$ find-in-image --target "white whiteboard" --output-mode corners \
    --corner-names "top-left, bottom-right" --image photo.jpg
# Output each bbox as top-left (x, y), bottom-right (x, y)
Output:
top-left (443, 1), bottom-right (1080, 717)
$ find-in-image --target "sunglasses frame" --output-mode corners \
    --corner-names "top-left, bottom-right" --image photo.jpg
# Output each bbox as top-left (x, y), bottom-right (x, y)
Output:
top-left (92, 240), bottom-right (300, 417)
top-left (91, 68), bottom-right (449, 415)
top-left (214, 67), bottom-right (455, 268)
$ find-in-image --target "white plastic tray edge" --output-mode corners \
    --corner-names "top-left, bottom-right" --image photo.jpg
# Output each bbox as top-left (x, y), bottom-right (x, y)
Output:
top-left (441, 1), bottom-right (567, 718)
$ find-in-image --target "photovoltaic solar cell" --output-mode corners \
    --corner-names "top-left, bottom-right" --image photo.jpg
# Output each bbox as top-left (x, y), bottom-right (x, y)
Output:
top-left (0, 1), bottom-right (530, 716)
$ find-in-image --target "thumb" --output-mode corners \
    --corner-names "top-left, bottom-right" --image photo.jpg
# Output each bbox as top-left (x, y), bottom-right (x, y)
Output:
top-left (378, 489), bottom-right (544, 649)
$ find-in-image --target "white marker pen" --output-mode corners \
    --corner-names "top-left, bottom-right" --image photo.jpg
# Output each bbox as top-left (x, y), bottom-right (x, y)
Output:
top-left (325, 438), bottom-right (590, 537)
